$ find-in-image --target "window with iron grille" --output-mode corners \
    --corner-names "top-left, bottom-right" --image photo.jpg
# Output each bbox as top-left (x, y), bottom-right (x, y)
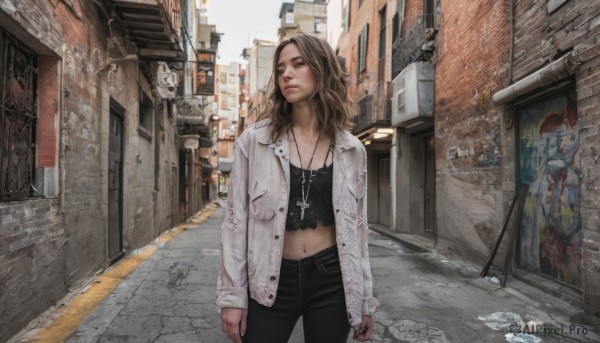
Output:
top-left (358, 24), bottom-right (369, 74)
top-left (0, 30), bottom-right (38, 201)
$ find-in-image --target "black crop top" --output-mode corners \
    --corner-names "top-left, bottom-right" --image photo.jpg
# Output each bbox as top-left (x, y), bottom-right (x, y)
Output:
top-left (285, 162), bottom-right (335, 231)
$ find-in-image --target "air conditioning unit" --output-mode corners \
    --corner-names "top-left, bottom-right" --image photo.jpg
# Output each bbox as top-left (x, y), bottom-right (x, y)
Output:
top-left (157, 72), bottom-right (178, 99)
top-left (391, 62), bottom-right (434, 128)
top-left (156, 62), bottom-right (179, 99)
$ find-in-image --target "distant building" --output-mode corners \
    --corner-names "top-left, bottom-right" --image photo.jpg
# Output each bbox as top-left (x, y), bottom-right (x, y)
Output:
top-left (278, 0), bottom-right (328, 42)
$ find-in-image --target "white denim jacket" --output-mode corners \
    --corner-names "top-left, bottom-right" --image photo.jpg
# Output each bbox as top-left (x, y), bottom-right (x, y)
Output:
top-left (216, 120), bottom-right (381, 327)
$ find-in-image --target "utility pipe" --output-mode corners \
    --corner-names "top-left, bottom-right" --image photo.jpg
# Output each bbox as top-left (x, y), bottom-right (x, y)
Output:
top-left (492, 50), bottom-right (580, 105)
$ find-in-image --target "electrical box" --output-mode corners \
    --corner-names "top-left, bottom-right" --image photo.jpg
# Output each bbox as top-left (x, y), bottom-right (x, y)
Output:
top-left (391, 62), bottom-right (434, 128)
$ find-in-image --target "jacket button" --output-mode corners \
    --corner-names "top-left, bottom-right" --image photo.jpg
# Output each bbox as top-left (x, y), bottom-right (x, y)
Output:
top-left (342, 243), bottom-right (346, 247)
top-left (275, 235), bottom-right (280, 239)
top-left (270, 276), bottom-right (277, 281)
top-left (279, 207), bottom-right (284, 212)
top-left (279, 149), bottom-right (283, 153)
top-left (336, 209), bottom-right (339, 213)
top-left (269, 294), bottom-right (274, 299)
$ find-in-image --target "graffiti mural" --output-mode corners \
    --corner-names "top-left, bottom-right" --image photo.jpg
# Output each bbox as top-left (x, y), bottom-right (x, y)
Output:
top-left (518, 89), bottom-right (581, 288)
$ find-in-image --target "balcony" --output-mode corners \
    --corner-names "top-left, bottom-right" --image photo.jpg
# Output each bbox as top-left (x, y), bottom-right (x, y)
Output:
top-left (392, 15), bottom-right (436, 78)
top-left (354, 82), bottom-right (392, 138)
top-left (111, 0), bottom-right (184, 61)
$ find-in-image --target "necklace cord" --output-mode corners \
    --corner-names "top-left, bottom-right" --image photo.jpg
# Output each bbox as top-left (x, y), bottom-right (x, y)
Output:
top-left (290, 127), bottom-right (324, 217)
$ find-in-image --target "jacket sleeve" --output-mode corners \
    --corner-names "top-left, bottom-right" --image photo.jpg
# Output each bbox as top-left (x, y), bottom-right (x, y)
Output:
top-left (357, 146), bottom-right (381, 316)
top-left (216, 136), bottom-right (250, 311)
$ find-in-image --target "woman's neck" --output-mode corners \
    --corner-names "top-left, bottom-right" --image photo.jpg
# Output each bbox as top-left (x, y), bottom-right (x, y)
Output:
top-left (292, 102), bottom-right (319, 136)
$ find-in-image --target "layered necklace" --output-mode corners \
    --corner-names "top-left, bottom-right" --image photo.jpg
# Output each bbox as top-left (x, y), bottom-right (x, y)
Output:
top-left (290, 127), bottom-right (323, 221)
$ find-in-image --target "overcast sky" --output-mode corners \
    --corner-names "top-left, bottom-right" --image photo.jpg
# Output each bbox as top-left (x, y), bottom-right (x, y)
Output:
top-left (208, 0), bottom-right (342, 66)
top-left (208, 0), bottom-right (284, 65)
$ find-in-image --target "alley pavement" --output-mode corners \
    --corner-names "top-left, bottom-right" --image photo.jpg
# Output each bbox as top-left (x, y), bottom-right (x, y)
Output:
top-left (13, 202), bottom-right (600, 343)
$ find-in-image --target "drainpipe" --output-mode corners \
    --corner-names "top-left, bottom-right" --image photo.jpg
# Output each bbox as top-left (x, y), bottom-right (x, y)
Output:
top-left (492, 50), bottom-right (581, 105)
top-left (59, 44), bottom-right (66, 215)
top-left (390, 129), bottom-right (398, 230)
top-left (508, 0), bottom-right (514, 85)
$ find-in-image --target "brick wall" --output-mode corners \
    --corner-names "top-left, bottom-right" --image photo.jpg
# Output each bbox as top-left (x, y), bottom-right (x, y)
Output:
top-left (434, 0), bottom-right (509, 260)
top-left (0, 0), bottom-right (183, 340)
top-left (0, 1), bottom-right (65, 341)
top-left (509, 0), bottom-right (600, 315)
top-left (0, 199), bottom-right (64, 342)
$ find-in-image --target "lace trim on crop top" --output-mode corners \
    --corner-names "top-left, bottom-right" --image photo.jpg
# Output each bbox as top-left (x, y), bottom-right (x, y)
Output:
top-left (285, 151), bottom-right (335, 231)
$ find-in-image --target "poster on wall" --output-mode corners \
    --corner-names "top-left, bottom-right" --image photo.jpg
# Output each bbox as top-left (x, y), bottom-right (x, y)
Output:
top-left (518, 89), bottom-right (581, 288)
top-left (196, 50), bottom-right (215, 95)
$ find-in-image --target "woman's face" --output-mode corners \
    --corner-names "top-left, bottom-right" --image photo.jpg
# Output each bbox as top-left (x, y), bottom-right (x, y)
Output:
top-left (276, 43), bottom-right (316, 105)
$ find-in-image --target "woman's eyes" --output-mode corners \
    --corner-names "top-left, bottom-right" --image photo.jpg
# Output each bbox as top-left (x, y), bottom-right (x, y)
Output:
top-left (277, 61), bottom-right (305, 75)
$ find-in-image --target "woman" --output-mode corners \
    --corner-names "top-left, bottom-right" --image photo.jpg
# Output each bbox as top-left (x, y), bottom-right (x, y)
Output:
top-left (217, 33), bottom-right (380, 343)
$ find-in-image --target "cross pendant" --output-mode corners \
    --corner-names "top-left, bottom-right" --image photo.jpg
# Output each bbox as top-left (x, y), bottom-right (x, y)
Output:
top-left (296, 200), bottom-right (310, 220)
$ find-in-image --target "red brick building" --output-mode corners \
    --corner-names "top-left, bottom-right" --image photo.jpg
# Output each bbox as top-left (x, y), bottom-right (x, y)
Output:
top-left (336, 0), bottom-right (600, 315)
top-left (0, 0), bottom-right (215, 340)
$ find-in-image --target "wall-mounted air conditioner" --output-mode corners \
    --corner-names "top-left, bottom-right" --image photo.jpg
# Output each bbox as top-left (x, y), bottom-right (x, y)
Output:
top-left (157, 62), bottom-right (178, 99)
top-left (391, 62), bottom-right (434, 128)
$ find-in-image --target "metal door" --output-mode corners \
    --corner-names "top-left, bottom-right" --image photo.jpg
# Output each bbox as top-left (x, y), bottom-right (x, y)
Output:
top-left (378, 157), bottom-right (391, 227)
top-left (424, 134), bottom-right (436, 235)
top-left (108, 111), bottom-right (123, 261)
top-left (517, 89), bottom-right (581, 288)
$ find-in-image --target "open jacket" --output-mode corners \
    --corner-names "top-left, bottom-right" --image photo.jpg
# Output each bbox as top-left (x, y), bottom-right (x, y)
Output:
top-left (216, 120), bottom-right (380, 327)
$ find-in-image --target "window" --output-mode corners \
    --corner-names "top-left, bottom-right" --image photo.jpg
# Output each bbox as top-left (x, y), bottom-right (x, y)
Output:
top-left (315, 17), bottom-right (327, 35)
top-left (392, 13), bottom-right (399, 45)
top-left (424, 0), bottom-right (435, 28)
top-left (229, 95), bottom-right (236, 108)
top-left (0, 30), bottom-right (38, 201)
top-left (343, 1), bottom-right (351, 33)
top-left (139, 91), bottom-right (153, 139)
top-left (229, 73), bottom-right (236, 83)
top-left (358, 24), bottom-right (369, 74)
top-left (379, 6), bottom-right (386, 59)
top-left (220, 91), bottom-right (228, 109)
top-left (220, 72), bottom-right (227, 84)
top-left (286, 12), bottom-right (294, 24)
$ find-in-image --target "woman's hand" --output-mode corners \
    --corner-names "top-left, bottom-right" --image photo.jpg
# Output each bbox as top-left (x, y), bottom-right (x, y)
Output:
top-left (221, 307), bottom-right (248, 343)
top-left (353, 315), bottom-right (374, 341)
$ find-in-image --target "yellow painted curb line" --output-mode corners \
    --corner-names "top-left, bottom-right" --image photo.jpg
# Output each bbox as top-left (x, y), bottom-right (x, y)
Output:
top-left (27, 207), bottom-right (215, 343)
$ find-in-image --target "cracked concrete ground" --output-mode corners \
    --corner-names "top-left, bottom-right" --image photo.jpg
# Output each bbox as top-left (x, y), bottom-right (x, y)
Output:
top-left (59, 205), bottom-right (599, 343)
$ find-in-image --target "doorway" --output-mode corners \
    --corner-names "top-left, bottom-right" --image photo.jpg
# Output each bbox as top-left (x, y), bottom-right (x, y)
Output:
top-left (378, 156), bottom-right (391, 227)
top-left (424, 133), bottom-right (436, 236)
top-left (108, 105), bottom-right (124, 261)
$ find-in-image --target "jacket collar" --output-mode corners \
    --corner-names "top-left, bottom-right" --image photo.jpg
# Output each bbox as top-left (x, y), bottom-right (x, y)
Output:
top-left (333, 129), bottom-right (357, 152)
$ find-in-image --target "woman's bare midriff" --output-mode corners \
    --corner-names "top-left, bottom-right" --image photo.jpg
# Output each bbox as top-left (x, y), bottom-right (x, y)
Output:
top-left (282, 224), bottom-right (336, 260)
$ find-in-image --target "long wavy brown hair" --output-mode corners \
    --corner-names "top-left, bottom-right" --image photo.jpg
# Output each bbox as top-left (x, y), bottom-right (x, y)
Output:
top-left (257, 33), bottom-right (355, 142)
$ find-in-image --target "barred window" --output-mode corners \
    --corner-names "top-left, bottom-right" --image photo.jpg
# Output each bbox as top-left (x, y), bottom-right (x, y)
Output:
top-left (0, 30), bottom-right (38, 201)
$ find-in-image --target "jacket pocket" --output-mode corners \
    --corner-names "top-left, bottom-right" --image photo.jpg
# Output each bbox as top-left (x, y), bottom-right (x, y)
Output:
top-left (249, 182), bottom-right (275, 220)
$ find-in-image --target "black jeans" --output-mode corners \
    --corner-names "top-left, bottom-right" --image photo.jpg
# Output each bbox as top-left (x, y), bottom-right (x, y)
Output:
top-left (243, 245), bottom-right (351, 343)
